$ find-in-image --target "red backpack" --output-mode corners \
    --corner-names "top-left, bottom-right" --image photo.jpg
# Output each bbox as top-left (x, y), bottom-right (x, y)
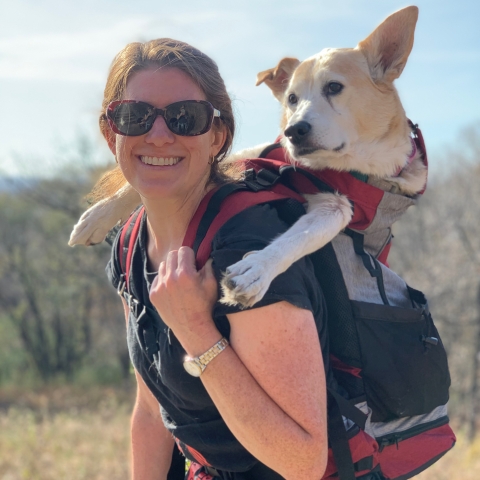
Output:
top-left (115, 130), bottom-right (455, 480)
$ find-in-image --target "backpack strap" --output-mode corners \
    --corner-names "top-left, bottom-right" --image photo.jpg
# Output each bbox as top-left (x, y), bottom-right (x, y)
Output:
top-left (118, 206), bottom-right (145, 292)
top-left (183, 182), bottom-right (305, 269)
top-left (344, 228), bottom-right (389, 306)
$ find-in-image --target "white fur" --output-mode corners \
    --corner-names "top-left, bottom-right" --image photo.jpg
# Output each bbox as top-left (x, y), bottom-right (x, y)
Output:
top-left (68, 183), bottom-right (140, 246)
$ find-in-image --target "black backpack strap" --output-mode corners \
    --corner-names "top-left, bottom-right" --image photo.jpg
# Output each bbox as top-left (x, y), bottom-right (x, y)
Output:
top-left (344, 228), bottom-right (390, 306)
top-left (328, 390), bottom-right (357, 480)
top-left (329, 388), bottom-right (367, 430)
top-left (327, 388), bottom-right (371, 479)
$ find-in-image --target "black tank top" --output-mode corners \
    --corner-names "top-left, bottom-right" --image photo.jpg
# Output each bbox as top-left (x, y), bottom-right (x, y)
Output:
top-left (106, 202), bottom-right (329, 478)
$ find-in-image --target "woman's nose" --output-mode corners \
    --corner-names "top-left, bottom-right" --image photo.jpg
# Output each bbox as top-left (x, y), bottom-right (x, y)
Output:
top-left (144, 115), bottom-right (175, 145)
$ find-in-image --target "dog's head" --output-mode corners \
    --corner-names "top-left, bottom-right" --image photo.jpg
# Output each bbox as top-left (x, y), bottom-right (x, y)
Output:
top-left (257, 6), bottom-right (419, 176)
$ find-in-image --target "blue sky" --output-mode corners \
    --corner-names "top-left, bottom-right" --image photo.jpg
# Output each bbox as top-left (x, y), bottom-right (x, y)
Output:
top-left (0, 0), bottom-right (479, 176)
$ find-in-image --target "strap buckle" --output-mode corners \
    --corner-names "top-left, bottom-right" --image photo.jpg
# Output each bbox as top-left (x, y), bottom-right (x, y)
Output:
top-left (244, 168), bottom-right (281, 192)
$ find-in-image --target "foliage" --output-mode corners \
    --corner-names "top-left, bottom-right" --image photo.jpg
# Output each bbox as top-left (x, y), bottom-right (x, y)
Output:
top-left (0, 148), bottom-right (128, 385)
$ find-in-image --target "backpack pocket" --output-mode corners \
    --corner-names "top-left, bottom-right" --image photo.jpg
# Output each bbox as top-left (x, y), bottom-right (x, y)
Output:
top-left (351, 299), bottom-right (450, 423)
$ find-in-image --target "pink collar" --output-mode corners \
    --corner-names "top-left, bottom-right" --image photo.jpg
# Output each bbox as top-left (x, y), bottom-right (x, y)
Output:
top-left (394, 137), bottom-right (417, 177)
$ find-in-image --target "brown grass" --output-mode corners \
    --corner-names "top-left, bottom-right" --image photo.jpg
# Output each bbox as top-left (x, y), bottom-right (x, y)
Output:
top-left (0, 386), bottom-right (477, 479)
top-left (0, 386), bottom-right (133, 480)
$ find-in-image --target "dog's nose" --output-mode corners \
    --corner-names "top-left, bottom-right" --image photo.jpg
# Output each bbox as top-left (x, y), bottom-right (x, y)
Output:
top-left (284, 121), bottom-right (311, 145)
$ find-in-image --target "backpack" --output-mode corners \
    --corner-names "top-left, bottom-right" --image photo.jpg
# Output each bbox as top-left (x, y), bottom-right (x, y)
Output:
top-left (113, 130), bottom-right (455, 480)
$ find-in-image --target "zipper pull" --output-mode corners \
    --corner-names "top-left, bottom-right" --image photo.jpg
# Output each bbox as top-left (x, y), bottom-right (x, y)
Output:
top-left (378, 438), bottom-right (389, 452)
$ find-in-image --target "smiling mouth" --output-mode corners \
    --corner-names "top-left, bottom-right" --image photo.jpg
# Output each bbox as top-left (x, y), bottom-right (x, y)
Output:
top-left (139, 156), bottom-right (182, 166)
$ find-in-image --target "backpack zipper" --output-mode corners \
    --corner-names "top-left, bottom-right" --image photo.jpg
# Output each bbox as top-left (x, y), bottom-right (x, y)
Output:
top-left (376, 415), bottom-right (449, 452)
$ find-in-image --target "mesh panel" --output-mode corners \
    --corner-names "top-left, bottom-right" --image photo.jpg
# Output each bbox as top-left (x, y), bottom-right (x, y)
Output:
top-left (310, 244), bottom-right (362, 366)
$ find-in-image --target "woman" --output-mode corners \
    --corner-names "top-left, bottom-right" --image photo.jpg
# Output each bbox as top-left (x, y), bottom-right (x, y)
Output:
top-left (100, 38), bottom-right (328, 480)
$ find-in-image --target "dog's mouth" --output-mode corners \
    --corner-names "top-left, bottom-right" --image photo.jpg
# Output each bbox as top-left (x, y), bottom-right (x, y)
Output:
top-left (291, 142), bottom-right (346, 158)
top-left (294, 146), bottom-right (323, 157)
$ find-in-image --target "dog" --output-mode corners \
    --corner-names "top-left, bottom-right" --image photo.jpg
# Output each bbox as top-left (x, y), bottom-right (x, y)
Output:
top-left (69, 6), bottom-right (426, 308)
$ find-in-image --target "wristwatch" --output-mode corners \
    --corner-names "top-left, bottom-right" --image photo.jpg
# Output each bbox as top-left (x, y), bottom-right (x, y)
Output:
top-left (183, 338), bottom-right (229, 377)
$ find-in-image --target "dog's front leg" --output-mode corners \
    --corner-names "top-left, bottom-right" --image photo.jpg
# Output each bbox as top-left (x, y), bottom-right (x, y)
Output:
top-left (69, 183), bottom-right (141, 246)
top-left (220, 192), bottom-right (353, 307)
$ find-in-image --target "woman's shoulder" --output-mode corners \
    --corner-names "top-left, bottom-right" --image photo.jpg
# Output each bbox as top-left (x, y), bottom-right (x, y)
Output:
top-left (210, 201), bottom-right (324, 319)
top-left (212, 201), bottom-right (300, 251)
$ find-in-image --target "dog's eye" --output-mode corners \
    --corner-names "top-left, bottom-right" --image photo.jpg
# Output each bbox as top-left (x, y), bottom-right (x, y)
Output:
top-left (327, 82), bottom-right (343, 95)
top-left (288, 93), bottom-right (298, 105)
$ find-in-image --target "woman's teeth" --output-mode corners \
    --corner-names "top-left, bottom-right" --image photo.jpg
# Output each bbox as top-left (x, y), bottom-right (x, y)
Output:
top-left (140, 156), bottom-right (181, 166)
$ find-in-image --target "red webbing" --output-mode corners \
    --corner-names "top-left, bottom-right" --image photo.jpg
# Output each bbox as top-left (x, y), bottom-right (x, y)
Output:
top-left (125, 206), bottom-right (145, 291)
top-left (186, 188), bottom-right (305, 269)
top-left (182, 187), bottom-right (220, 252)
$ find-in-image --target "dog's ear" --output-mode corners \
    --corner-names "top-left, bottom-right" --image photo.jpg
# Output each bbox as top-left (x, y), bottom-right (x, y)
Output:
top-left (357, 6), bottom-right (418, 83)
top-left (256, 57), bottom-right (300, 101)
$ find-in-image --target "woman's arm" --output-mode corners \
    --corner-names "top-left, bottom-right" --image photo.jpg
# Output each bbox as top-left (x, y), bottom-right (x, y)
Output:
top-left (205, 301), bottom-right (327, 480)
top-left (121, 299), bottom-right (175, 480)
top-left (131, 371), bottom-right (176, 480)
top-left (150, 248), bottom-right (328, 480)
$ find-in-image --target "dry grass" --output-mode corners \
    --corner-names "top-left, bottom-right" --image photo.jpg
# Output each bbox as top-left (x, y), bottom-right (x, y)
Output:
top-left (0, 386), bottom-right (478, 479)
top-left (0, 386), bottom-right (133, 480)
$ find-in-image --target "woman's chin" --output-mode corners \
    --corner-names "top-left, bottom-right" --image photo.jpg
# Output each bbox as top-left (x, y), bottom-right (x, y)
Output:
top-left (126, 154), bottom-right (211, 202)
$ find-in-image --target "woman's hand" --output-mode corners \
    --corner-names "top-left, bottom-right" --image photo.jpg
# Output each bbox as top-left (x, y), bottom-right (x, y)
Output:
top-left (149, 246), bottom-right (220, 350)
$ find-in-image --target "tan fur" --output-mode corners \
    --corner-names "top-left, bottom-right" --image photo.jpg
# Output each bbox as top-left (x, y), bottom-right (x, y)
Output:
top-left (256, 7), bottom-right (422, 185)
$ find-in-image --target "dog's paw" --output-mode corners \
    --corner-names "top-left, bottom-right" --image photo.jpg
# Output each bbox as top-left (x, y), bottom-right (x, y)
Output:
top-left (220, 251), bottom-right (275, 308)
top-left (68, 198), bottom-right (120, 246)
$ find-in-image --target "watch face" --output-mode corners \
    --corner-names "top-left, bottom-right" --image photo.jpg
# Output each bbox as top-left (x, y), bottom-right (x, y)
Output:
top-left (183, 360), bottom-right (202, 377)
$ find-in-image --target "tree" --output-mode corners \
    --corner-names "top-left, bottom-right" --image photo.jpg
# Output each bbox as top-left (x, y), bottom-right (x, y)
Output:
top-left (0, 143), bottom-right (129, 384)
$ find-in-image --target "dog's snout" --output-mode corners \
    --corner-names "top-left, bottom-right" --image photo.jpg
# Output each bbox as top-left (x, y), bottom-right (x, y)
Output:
top-left (284, 121), bottom-right (312, 145)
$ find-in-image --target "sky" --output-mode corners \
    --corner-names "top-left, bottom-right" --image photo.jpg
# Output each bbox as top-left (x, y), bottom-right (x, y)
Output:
top-left (0, 0), bottom-right (479, 177)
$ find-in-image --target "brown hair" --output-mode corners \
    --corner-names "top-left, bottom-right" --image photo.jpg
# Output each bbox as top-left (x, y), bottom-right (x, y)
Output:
top-left (90, 38), bottom-right (236, 203)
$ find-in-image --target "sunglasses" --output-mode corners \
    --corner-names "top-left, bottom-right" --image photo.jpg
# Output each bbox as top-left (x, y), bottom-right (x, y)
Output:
top-left (106, 99), bottom-right (221, 137)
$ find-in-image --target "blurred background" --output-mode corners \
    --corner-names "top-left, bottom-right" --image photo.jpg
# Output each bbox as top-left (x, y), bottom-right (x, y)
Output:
top-left (0, 0), bottom-right (479, 478)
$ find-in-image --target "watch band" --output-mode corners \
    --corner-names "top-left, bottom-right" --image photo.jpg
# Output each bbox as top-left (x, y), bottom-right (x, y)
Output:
top-left (183, 337), bottom-right (229, 376)
top-left (197, 337), bottom-right (229, 367)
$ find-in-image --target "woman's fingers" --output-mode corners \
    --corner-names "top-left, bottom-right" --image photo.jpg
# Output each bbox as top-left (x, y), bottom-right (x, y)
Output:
top-left (178, 246), bottom-right (197, 275)
top-left (199, 258), bottom-right (215, 282)
top-left (166, 249), bottom-right (179, 276)
top-left (158, 259), bottom-right (166, 279)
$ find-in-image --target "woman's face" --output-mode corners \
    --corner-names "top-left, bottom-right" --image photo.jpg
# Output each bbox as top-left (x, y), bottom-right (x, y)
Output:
top-left (110, 67), bottom-right (225, 202)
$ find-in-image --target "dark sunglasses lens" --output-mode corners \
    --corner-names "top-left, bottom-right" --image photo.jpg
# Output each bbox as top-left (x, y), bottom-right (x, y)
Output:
top-left (165, 102), bottom-right (212, 136)
top-left (112, 102), bottom-right (156, 136)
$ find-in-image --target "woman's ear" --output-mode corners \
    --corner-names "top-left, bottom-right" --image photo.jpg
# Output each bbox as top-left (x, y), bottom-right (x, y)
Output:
top-left (210, 125), bottom-right (228, 158)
